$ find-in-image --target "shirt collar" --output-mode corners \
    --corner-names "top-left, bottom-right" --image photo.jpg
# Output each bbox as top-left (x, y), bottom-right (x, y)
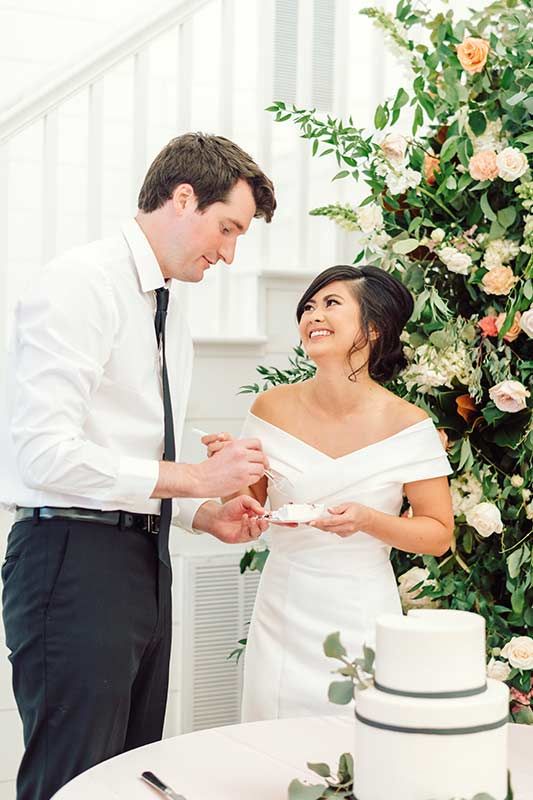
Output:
top-left (121, 218), bottom-right (168, 293)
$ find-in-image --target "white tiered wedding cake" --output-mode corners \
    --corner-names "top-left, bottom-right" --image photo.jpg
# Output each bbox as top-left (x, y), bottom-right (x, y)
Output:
top-left (354, 609), bottom-right (509, 800)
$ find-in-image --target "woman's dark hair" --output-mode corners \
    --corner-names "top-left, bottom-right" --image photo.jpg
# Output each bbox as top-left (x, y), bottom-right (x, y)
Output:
top-left (296, 265), bottom-right (414, 383)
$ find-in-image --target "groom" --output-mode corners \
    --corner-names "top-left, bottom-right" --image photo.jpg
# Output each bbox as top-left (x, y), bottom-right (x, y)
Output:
top-left (1, 133), bottom-right (275, 799)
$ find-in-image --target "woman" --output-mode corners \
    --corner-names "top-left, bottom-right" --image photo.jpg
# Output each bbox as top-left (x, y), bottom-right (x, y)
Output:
top-left (204, 265), bottom-right (454, 721)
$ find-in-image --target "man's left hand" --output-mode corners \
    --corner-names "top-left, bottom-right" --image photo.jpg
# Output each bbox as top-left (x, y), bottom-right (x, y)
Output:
top-left (210, 495), bottom-right (269, 543)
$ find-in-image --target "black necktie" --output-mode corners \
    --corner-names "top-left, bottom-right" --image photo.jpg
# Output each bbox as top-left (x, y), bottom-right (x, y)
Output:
top-left (155, 287), bottom-right (175, 567)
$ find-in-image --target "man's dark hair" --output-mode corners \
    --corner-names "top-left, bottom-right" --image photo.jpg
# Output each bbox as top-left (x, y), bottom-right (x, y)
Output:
top-left (296, 264), bottom-right (414, 383)
top-left (138, 132), bottom-right (276, 222)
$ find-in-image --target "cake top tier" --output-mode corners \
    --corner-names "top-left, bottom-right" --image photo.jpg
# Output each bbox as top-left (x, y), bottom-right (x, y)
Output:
top-left (374, 609), bottom-right (487, 696)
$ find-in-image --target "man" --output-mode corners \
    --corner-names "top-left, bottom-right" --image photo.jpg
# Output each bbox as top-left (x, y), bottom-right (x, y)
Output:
top-left (0, 133), bottom-right (275, 799)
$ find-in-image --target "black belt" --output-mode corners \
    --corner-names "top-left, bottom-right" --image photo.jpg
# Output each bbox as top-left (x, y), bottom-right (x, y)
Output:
top-left (14, 506), bottom-right (160, 534)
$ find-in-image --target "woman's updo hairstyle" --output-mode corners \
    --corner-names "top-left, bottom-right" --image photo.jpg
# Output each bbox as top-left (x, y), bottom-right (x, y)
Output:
top-left (296, 264), bottom-right (414, 383)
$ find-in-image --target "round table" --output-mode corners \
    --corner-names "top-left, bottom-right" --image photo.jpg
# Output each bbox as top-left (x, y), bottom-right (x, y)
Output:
top-left (52, 716), bottom-right (533, 799)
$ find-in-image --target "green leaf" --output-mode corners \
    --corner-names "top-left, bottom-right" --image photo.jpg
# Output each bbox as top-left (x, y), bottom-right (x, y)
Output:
top-left (507, 91), bottom-right (527, 106)
top-left (323, 631), bottom-right (347, 660)
top-left (524, 279), bottom-right (533, 301)
top-left (481, 192), bottom-right (497, 221)
top-left (507, 546), bottom-right (525, 580)
top-left (393, 87), bottom-right (410, 110)
top-left (288, 779), bottom-right (325, 800)
top-left (439, 135), bottom-right (459, 162)
top-left (363, 645), bottom-right (375, 674)
top-left (332, 170), bottom-right (349, 181)
top-left (307, 763), bottom-right (331, 779)
top-left (511, 586), bottom-right (525, 615)
top-left (458, 438), bottom-right (474, 471)
top-left (328, 680), bottom-right (354, 705)
top-left (497, 207), bottom-right (517, 229)
top-left (468, 111), bottom-right (486, 135)
top-left (374, 104), bottom-right (388, 130)
top-left (392, 238), bottom-right (419, 255)
top-left (512, 707), bottom-right (533, 725)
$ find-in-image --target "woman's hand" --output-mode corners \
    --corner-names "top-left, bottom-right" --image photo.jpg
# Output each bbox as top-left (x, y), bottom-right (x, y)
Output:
top-left (201, 431), bottom-right (233, 458)
top-left (310, 502), bottom-right (372, 537)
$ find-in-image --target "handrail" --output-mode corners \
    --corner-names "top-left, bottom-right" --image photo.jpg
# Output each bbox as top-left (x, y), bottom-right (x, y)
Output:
top-left (0, 0), bottom-right (211, 144)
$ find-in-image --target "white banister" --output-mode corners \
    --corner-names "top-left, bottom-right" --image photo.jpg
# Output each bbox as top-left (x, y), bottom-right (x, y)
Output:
top-left (333, 0), bottom-right (352, 265)
top-left (87, 81), bottom-right (104, 240)
top-left (295, 0), bottom-right (313, 266)
top-left (42, 111), bottom-right (58, 263)
top-left (217, 0), bottom-right (236, 333)
top-left (132, 49), bottom-right (150, 200)
top-left (257, 0), bottom-right (275, 272)
top-left (0, 143), bottom-right (8, 356)
top-left (177, 19), bottom-right (193, 132)
top-left (0, 0), bottom-right (212, 146)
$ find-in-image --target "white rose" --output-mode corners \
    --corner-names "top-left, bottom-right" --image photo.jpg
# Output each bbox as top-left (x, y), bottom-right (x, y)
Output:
top-left (381, 132), bottom-right (408, 165)
top-left (520, 308), bottom-right (533, 338)
top-left (496, 147), bottom-right (529, 182)
top-left (430, 228), bottom-right (446, 243)
top-left (526, 500), bottom-right (533, 521)
top-left (465, 502), bottom-right (503, 537)
top-left (510, 475), bottom-right (524, 488)
top-left (489, 380), bottom-right (530, 413)
top-left (439, 246), bottom-right (472, 275)
top-left (487, 658), bottom-right (511, 682)
top-left (356, 203), bottom-right (384, 233)
top-left (501, 636), bottom-right (533, 670)
top-left (397, 566), bottom-right (439, 610)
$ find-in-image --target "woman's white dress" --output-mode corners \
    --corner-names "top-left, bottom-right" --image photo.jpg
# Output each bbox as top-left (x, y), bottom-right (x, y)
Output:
top-left (240, 412), bottom-right (452, 722)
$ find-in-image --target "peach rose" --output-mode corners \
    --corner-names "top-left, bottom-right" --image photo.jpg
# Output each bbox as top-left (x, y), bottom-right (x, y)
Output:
top-left (496, 311), bottom-right (522, 342)
top-left (478, 315), bottom-right (498, 337)
top-left (468, 150), bottom-right (499, 181)
top-left (423, 153), bottom-right (440, 185)
top-left (520, 308), bottom-right (533, 338)
top-left (456, 394), bottom-right (478, 424)
top-left (456, 37), bottom-right (490, 74)
top-left (481, 265), bottom-right (518, 295)
top-left (489, 380), bottom-right (530, 413)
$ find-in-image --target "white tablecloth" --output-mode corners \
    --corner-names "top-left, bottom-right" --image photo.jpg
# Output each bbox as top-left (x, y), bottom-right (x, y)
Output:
top-left (52, 716), bottom-right (533, 800)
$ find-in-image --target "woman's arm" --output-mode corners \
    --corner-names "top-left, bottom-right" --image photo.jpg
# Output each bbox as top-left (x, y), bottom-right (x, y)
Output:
top-left (310, 476), bottom-right (454, 557)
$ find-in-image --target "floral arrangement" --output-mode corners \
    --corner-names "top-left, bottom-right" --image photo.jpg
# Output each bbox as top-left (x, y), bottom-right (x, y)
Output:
top-left (240, 0), bottom-right (533, 722)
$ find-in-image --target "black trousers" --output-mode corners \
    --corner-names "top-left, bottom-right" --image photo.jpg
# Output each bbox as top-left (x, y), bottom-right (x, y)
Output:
top-left (1, 516), bottom-right (172, 800)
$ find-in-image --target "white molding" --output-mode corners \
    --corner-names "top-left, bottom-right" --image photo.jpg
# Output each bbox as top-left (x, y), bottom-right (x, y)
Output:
top-left (193, 336), bottom-right (268, 358)
top-left (87, 81), bottom-right (103, 240)
top-left (42, 110), bottom-right (58, 263)
top-left (0, 0), bottom-right (212, 144)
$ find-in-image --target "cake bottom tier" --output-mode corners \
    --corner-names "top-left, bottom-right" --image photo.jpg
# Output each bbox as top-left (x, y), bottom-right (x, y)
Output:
top-left (354, 722), bottom-right (508, 800)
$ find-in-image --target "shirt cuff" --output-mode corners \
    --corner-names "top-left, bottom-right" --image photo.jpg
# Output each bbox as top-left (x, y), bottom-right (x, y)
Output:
top-left (175, 497), bottom-right (216, 534)
top-left (114, 455), bottom-right (159, 503)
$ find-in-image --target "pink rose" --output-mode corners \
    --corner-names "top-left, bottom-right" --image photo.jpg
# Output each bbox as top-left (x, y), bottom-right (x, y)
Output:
top-left (478, 315), bottom-right (498, 337)
top-left (468, 150), bottom-right (499, 181)
top-left (489, 380), bottom-right (530, 413)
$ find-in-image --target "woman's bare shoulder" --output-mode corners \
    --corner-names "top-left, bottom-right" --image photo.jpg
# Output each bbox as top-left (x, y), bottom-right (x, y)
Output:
top-left (386, 395), bottom-right (430, 428)
top-left (250, 384), bottom-right (302, 426)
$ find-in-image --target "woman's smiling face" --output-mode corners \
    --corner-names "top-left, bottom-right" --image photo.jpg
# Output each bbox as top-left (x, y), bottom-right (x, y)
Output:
top-left (298, 280), bottom-right (369, 364)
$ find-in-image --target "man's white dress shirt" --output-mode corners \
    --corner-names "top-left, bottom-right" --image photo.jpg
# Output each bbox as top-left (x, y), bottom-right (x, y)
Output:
top-left (0, 219), bottom-right (206, 531)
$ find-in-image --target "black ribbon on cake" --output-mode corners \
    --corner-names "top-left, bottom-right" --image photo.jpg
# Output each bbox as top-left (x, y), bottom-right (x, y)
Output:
top-left (373, 679), bottom-right (488, 699)
top-left (355, 710), bottom-right (510, 736)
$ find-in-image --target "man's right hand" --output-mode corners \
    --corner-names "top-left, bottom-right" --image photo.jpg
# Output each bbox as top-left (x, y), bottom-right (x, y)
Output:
top-left (191, 438), bottom-right (268, 497)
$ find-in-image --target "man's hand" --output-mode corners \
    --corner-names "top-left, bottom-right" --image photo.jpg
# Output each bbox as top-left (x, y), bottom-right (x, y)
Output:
top-left (209, 495), bottom-right (270, 543)
top-left (192, 438), bottom-right (268, 497)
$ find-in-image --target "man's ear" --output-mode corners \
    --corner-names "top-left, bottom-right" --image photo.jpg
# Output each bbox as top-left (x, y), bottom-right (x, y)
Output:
top-left (172, 183), bottom-right (196, 214)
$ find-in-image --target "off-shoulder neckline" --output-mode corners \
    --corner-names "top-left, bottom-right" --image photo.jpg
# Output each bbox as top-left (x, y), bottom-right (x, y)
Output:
top-left (248, 412), bottom-right (433, 462)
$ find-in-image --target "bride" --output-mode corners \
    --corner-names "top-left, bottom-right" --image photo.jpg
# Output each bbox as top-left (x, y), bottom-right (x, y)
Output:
top-left (204, 264), bottom-right (454, 721)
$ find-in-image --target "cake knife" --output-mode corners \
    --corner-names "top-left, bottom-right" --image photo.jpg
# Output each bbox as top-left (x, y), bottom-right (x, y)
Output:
top-left (140, 770), bottom-right (187, 800)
